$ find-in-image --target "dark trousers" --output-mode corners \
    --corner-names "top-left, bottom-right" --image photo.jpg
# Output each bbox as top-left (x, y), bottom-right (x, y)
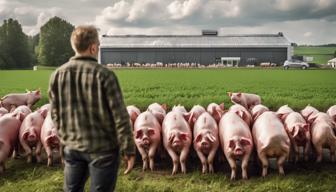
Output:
top-left (63, 147), bottom-right (120, 192)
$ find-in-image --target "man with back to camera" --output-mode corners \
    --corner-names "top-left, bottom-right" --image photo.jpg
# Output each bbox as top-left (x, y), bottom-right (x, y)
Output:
top-left (48, 25), bottom-right (135, 192)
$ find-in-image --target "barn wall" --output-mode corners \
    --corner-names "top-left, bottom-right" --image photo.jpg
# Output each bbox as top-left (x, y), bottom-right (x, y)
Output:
top-left (100, 47), bottom-right (288, 65)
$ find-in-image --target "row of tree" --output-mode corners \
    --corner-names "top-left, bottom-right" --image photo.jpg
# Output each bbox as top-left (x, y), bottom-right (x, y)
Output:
top-left (0, 17), bottom-right (74, 69)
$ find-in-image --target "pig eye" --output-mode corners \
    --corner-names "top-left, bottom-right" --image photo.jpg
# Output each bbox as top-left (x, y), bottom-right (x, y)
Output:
top-left (229, 140), bottom-right (235, 148)
top-left (148, 129), bottom-right (155, 136)
top-left (180, 133), bottom-right (188, 141)
top-left (135, 130), bottom-right (143, 139)
top-left (195, 134), bottom-right (202, 143)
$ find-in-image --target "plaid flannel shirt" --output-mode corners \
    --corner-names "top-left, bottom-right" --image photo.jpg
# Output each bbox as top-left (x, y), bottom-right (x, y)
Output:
top-left (48, 55), bottom-right (135, 156)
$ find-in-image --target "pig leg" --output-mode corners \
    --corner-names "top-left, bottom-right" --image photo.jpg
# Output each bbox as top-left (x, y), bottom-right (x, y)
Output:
top-left (137, 146), bottom-right (148, 171)
top-left (259, 152), bottom-right (269, 177)
top-left (293, 144), bottom-right (299, 163)
top-left (277, 154), bottom-right (287, 176)
top-left (45, 146), bottom-right (53, 166)
top-left (180, 146), bottom-right (190, 174)
top-left (315, 145), bottom-right (323, 163)
top-left (148, 143), bottom-right (159, 171)
top-left (226, 156), bottom-right (237, 180)
top-left (329, 144), bottom-right (336, 162)
top-left (207, 147), bottom-right (217, 174)
top-left (35, 141), bottom-right (42, 163)
top-left (241, 153), bottom-right (250, 179)
top-left (21, 141), bottom-right (32, 163)
top-left (166, 147), bottom-right (179, 175)
top-left (304, 142), bottom-right (310, 161)
top-left (195, 149), bottom-right (207, 174)
top-left (0, 162), bottom-right (4, 173)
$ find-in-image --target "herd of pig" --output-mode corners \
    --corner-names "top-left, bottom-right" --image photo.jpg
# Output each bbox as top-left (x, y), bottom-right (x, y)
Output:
top-left (1, 90), bottom-right (336, 180)
top-left (126, 92), bottom-right (336, 179)
top-left (0, 90), bottom-right (62, 173)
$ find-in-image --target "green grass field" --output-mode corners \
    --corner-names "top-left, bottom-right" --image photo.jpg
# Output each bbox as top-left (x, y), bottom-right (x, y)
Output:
top-left (294, 46), bottom-right (336, 64)
top-left (0, 68), bottom-right (336, 192)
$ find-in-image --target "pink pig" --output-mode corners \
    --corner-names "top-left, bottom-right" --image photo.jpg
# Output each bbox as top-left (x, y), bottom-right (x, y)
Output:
top-left (251, 104), bottom-right (269, 121)
top-left (283, 112), bottom-right (310, 162)
top-left (133, 111), bottom-right (161, 171)
top-left (19, 109), bottom-right (48, 163)
top-left (12, 105), bottom-right (32, 118)
top-left (162, 111), bottom-right (191, 175)
top-left (308, 112), bottom-right (336, 162)
top-left (0, 112), bottom-right (24, 173)
top-left (193, 112), bottom-right (219, 174)
top-left (276, 105), bottom-right (294, 122)
top-left (147, 103), bottom-right (167, 123)
top-left (219, 111), bottom-right (253, 180)
top-left (172, 104), bottom-right (187, 114)
top-left (300, 105), bottom-right (319, 120)
top-left (41, 112), bottom-right (62, 166)
top-left (0, 89), bottom-right (41, 111)
top-left (207, 103), bottom-right (225, 123)
top-left (127, 105), bottom-right (141, 128)
top-left (227, 92), bottom-right (261, 110)
top-left (228, 104), bottom-right (252, 127)
top-left (327, 105), bottom-right (336, 123)
top-left (252, 111), bottom-right (290, 177)
top-left (185, 105), bottom-right (206, 129)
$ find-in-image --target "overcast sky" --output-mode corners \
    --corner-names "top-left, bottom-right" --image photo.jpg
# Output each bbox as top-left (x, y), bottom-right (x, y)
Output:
top-left (1, 0), bottom-right (336, 45)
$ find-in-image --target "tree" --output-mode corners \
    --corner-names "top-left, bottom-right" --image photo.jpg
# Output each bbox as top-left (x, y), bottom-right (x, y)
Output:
top-left (38, 16), bottom-right (74, 66)
top-left (0, 18), bottom-right (31, 69)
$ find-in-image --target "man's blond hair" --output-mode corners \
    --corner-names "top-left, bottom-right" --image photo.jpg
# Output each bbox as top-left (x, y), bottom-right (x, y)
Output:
top-left (71, 25), bottom-right (99, 53)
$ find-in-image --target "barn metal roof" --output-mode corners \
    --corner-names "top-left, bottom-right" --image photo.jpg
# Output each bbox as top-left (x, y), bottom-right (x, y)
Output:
top-left (100, 33), bottom-right (291, 48)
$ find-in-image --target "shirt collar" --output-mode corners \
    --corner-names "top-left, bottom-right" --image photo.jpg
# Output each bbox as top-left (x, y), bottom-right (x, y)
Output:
top-left (70, 55), bottom-right (98, 62)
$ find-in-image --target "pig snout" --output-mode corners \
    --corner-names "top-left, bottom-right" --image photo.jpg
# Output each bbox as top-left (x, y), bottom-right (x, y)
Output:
top-left (47, 135), bottom-right (60, 148)
top-left (24, 132), bottom-right (37, 143)
top-left (169, 132), bottom-right (188, 150)
top-left (229, 138), bottom-right (251, 156)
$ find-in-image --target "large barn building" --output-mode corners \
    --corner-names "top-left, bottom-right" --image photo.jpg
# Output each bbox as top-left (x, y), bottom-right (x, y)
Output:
top-left (99, 30), bottom-right (292, 66)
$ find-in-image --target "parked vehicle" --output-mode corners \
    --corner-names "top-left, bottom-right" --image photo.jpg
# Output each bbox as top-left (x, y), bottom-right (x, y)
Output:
top-left (283, 59), bottom-right (309, 70)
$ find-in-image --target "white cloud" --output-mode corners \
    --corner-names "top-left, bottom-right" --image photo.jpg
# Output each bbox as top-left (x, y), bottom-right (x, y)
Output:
top-left (167, 0), bottom-right (202, 20)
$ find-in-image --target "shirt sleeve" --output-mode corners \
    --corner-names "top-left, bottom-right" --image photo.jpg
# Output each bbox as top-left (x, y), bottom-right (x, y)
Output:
top-left (104, 70), bottom-right (136, 156)
top-left (48, 71), bottom-right (60, 131)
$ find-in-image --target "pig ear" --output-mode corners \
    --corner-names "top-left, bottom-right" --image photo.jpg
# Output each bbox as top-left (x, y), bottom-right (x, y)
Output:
top-left (237, 92), bottom-right (242, 97)
top-left (227, 92), bottom-right (232, 97)
top-left (240, 137), bottom-right (251, 146)
top-left (219, 103), bottom-right (225, 111)
top-left (156, 113), bottom-right (165, 123)
top-left (130, 112), bottom-right (138, 123)
top-left (277, 113), bottom-right (287, 121)
top-left (168, 133), bottom-right (175, 143)
top-left (135, 129), bottom-right (143, 139)
top-left (161, 104), bottom-right (167, 111)
top-left (39, 108), bottom-right (48, 118)
top-left (35, 89), bottom-right (41, 95)
top-left (206, 133), bottom-right (216, 143)
top-left (302, 123), bottom-right (310, 132)
top-left (194, 134), bottom-right (202, 143)
top-left (16, 112), bottom-right (25, 121)
top-left (183, 112), bottom-right (191, 122)
top-left (292, 126), bottom-right (300, 138)
top-left (25, 88), bottom-right (30, 93)
top-left (180, 132), bottom-right (188, 141)
top-left (148, 128), bottom-right (155, 136)
top-left (253, 111), bottom-right (262, 122)
top-left (229, 139), bottom-right (235, 149)
top-left (307, 113), bottom-right (318, 124)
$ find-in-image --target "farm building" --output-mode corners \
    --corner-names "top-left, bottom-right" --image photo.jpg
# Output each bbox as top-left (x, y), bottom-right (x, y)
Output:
top-left (99, 30), bottom-right (292, 66)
